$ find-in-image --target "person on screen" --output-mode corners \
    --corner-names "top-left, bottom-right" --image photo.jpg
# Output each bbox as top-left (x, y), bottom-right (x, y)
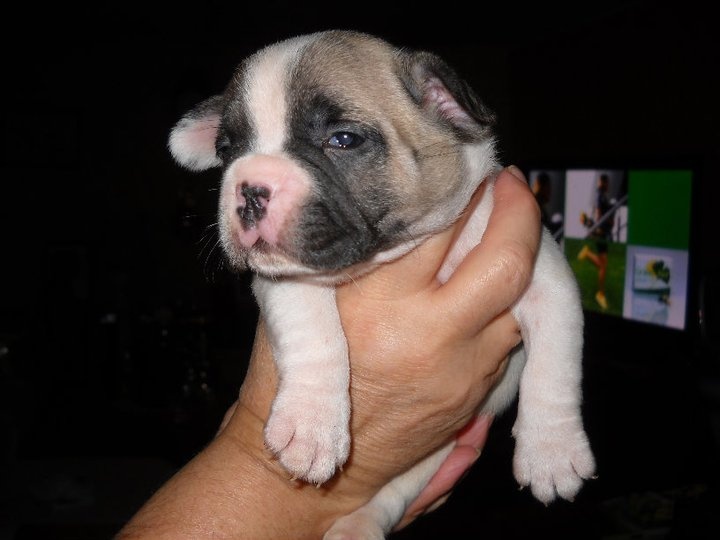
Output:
top-left (577, 173), bottom-right (615, 310)
top-left (531, 171), bottom-right (563, 239)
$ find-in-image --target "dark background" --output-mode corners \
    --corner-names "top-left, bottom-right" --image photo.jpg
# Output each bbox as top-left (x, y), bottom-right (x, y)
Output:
top-left (2, 1), bottom-right (720, 538)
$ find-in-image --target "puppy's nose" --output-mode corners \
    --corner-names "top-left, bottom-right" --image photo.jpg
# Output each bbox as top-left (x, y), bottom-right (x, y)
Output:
top-left (237, 182), bottom-right (270, 230)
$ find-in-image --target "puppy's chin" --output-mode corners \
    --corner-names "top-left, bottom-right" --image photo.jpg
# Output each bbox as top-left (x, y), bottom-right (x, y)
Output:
top-left (222, 241), bottom-right (296, 275)
top-left (246, 250), bottom-right (319, 279)
top-left (220, 240), bottom-right (329, 281)
top-left (222, 229), bottom-right (427, 286)
top-left (222, 240), bottom-right (381, 286)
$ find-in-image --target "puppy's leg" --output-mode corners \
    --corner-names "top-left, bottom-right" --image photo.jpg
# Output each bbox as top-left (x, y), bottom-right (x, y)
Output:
top-left (254, 276), bottom-right (351, 485)
top-left (510, 229), bottom-right (596, 504)
top-left (324, 442), bottom-right (455, 540)
top-left (326, 350), bottom-right (529, 539)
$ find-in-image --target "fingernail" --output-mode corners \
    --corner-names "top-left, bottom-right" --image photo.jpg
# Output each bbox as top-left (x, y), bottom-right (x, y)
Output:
top-left (424, 493), bottom-right (451, 514)
top-left (506, 165), bottom-right (527, 182)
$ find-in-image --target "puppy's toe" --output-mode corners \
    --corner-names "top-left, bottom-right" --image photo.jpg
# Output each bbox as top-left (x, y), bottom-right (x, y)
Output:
top-left (264, 394), bottom-right (350, 484)
top-left (264, 412), bottom-right (297, 456)
top-left (571, 441), bottom-right (597, 480)
top-left (513, 418), bottom-right (596, 504)
top-left (553, 466), bottom-right (584, 502)
top-left (275, 426), bottom-right (350, 485)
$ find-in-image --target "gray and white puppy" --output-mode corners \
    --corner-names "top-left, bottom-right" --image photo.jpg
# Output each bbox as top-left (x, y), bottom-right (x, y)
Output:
top-left (169, 30), bottom-right (596, 539)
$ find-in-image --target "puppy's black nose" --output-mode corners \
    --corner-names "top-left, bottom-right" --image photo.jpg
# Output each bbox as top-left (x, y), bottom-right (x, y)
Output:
top-left (237, 182), bottom-right (270, 230)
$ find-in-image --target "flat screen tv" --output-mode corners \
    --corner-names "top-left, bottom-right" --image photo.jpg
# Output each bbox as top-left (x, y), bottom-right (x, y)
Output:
top-left (524, 166), bottom-right (694, 332)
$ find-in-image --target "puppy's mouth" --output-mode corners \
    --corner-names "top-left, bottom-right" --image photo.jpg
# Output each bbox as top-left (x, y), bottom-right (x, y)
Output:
top-left (223, 231), bottom-right (286, 265)
top-left (222, 219), bottom-right (389, 282)
top-left (220, 223), bottom-right (322, 278)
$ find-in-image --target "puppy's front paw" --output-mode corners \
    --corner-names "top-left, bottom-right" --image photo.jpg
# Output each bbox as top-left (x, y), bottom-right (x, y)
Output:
top-left (264, 390), bottom-right (350, 485)
top-left (512, 418), bottom-right (596, 505)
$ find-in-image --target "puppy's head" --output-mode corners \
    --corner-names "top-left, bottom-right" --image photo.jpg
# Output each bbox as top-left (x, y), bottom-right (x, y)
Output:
top-left (169, 30), bottom-right (497, 280)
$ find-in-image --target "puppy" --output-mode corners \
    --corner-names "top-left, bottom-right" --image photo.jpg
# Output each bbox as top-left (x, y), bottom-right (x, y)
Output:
top-left (169, 30), bottom-right (596, 539)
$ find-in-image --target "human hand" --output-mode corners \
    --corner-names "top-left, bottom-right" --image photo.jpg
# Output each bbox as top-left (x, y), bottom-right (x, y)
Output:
top-left (394, 414), bottom-right (493, 530)
top-left (327, 165), bottom-right (538, 524)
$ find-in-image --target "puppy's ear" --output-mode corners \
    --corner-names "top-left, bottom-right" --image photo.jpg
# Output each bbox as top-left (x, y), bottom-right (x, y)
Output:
top-left (398, 50), bottom-right (495, 141)
top-left (168, 95), bottom-right (224, 171)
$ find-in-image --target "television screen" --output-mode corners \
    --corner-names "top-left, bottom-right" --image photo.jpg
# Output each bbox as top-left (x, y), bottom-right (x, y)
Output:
top-left (526, 167), bottom-right (693, 331)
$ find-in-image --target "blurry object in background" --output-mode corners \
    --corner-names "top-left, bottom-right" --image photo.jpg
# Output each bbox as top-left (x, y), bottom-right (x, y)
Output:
top-left (528, 166), bottom-right (692, 331)
top-left (530, 169), bottom-right (565, 241)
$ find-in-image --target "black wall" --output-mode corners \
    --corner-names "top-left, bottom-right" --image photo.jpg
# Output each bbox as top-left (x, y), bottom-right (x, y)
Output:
top-left (1, 1), bottom-right (719, 538)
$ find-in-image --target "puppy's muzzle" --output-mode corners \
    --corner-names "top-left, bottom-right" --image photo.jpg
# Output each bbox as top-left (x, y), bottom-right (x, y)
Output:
top-left (224, 154), bottom-right (311, 250)
top-left (238, 182), bottom-right (270, 230)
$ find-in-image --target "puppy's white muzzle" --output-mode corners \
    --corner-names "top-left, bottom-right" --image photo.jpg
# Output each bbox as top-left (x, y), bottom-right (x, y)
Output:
top-left (221, 154), bottom-right (311, 250)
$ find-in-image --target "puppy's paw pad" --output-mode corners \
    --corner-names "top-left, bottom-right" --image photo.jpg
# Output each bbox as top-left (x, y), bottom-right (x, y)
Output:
top-left (264, 397), bottom-right (350, 485)
top-left (513, 422), bottom-right (596, 504)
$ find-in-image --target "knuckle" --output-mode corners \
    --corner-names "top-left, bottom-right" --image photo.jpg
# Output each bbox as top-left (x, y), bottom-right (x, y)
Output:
top-left (492, 240), bottom-right (535, 296)
top-left (523, 188), bottom-right (543, 223)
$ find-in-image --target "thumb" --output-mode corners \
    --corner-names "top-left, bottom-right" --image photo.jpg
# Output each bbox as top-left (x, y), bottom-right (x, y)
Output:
top-left (434, 166), bottom-right (541, 335)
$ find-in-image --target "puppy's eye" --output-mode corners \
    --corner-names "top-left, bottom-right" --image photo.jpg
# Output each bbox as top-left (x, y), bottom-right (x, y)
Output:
top-left (324, 131), bottom-right (364, 149)
top-left (215, 134), bottom-right (232, 161)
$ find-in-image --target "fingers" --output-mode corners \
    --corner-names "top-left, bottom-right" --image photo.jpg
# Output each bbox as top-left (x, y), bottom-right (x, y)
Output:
top-left (236, 319), bottom-right (278, 422)
top-left (456, 413), bottom-right (493, 446)
top-left (435, 166), bottom-right (541, 335)
top-left (395, 415), bottom-right (494, 530)
top-left (339, 183), bottom-right (489, 300)
top-left (216, 400), bottom-right (239, 436)
top-left (339, 226), bottom-right (455, 301)
top-left (395, 448), bottom-right (476, 530)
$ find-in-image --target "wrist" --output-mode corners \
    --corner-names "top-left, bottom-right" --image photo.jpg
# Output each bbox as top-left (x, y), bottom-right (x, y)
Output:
top-left (222, 399), bottom-right (369, 538)
top-left (118, 397), bottom-right (365, 539)
top-left (223, 319), bottom-right (374, 537)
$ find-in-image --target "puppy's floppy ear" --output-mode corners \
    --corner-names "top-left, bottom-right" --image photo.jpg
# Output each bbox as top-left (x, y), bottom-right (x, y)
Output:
top-left (168, 95), bottom-right (224, 171)
top-left (397, 50), bottom-right (496, 141)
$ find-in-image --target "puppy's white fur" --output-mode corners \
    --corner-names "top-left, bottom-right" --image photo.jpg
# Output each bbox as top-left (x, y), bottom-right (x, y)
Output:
top-left (169, 31), bottom-right (595, 540)
top-left (246, 35), bottom-right (314, 154)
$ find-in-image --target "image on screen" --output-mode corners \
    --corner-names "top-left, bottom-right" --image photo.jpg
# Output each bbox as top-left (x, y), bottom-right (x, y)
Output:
top-left (527, 167), bottom-right (692, 331)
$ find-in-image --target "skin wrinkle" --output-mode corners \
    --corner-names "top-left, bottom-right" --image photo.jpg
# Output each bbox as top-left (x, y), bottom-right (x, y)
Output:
top-left (343, 291), bottom-right (518, 439)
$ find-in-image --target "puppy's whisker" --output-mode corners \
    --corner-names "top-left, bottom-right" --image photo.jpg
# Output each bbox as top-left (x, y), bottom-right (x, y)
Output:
top-left (203, 221), bottom-right (220, 234)
top-left (398, 230), bottom-right (422, 257)
top-left (344, 272), bottom-right (361, 293)
top-left (193, 221), bottom-right (225, 281)
top-left (197, 227), bottom-right (218, 252)
top-left (201, 248), bottom-right (216, 270)
top-left (203, 240), bottom-right (224, 281)
top-left (202, 237), bottom-right (220, 264)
